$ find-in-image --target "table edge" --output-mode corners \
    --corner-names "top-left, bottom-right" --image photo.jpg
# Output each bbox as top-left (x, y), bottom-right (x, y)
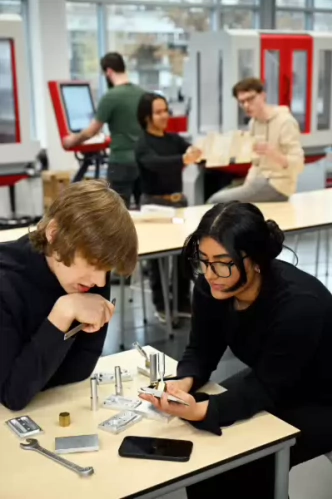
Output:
top-left (121, 430), bottom-right (300, 499)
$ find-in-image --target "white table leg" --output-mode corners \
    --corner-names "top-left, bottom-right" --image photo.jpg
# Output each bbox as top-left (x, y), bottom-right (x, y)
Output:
top-left (274, 446), bottom-right (290, 499)
top-left (139, 261), bottom-right (148, 325)
top-left (158, 257), bottom-right (173, 339)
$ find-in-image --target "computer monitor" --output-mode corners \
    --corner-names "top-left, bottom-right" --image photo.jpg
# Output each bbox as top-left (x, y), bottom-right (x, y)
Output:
top-left (60, 83), bottom-right (95, 133)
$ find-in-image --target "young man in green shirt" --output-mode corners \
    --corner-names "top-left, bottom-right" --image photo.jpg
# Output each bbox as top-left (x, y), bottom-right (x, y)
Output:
top-left (64, 53), bottom-right (144, 207)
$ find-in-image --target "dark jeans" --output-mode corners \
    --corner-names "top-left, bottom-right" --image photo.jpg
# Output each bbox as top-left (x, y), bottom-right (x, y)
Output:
top-left (107, 162), bottom-right (140, 209)
top-left (187, 369), bottom-right (332, 499)
top-left (142, 194), bottom-right (190, 312)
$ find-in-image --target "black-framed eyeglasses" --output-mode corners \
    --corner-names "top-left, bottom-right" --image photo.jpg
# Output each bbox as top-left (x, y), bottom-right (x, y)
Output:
top-left (237, 93), bottom-right (258, 107)
top-left (189, 257), bottom-right (236, 278)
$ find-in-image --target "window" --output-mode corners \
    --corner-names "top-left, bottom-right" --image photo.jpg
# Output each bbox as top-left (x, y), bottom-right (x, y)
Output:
top-left (66, 2), bottom-right (99, 103)
top-left (0, 0), bottom-right (21, 14)
top-left (220, 8), bottom-right (255, 28)
top-left (313, 12), bottom-right (332, 31)
top-left (276, 0), bottom-right (306, 6)
top-left (0, 40), bottom-right (16, 143)
top-left (314, 0), bottom-right (332, 8)
top-left (317, 50), bottom-right (332, 131)
top-left (276, 11), bottom-right (306, 30)
top-left (221, 0), bottom-right (258, 4)
top-left (264, 51), bottom-right (280, 106)
top-left (106, 4), bottom-right (210, 105)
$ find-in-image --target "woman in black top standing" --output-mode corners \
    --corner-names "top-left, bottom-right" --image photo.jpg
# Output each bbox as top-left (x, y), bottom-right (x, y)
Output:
top-left (140, 201), bottom-right (332, 498)
top-left (135, 93), bottom-right (201, 322)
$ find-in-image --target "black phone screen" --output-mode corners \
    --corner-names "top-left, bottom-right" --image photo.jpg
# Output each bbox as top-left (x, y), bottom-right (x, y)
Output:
top-left (118, 436), bottom-right (193, 462)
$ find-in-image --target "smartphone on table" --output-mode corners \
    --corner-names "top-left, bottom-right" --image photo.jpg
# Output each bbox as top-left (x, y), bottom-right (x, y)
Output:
top-left (118, 435), bottom-right (193, 463)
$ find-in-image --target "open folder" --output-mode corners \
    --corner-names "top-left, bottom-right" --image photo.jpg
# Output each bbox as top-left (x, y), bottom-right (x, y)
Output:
top-left (195, 130), bottom-right (256, 168)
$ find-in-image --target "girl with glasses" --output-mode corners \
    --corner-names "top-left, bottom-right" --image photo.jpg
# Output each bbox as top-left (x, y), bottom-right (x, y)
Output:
top-left (140, 201), bottom-right (332, 499)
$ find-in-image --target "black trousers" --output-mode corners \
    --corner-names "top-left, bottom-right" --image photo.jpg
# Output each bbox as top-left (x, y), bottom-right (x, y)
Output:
top-left (107, 163), bottom-right (140, 209)
top-left (187, 369), bottom-right (332, 499)
top-left (142, 194), bottom-right (190, 312)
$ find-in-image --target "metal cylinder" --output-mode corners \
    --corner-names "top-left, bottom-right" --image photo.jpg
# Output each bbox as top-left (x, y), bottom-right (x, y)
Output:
top-left (59, 412), bottom-right (71, 427)
top-left (90, 375), bottom-right (98, 411)
top-left (149, 353), bottom-right (158, 385)
top-left (158, 352), bottom-right (165, 379)
top-left (114, 366), bottom-right (123, 396)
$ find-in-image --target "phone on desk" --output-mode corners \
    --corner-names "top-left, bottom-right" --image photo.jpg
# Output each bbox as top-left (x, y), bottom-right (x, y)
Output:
top-left (118, 436), bottom-right (193, 463)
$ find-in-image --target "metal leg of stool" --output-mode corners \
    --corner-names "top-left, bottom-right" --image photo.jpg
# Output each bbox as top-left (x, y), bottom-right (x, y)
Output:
top-left (315, 230), bottom-right (321, 278)
top-left (119, 275), bottom-right (125, 351)
top-left (158, 257), bottom-right (173, 340)
top-left (172, 255), bottom-right (179, 326)
top-left (139, 261), bottom-right (148, 325)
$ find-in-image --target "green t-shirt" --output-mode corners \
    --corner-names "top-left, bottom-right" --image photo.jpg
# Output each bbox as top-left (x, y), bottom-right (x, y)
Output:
top-left (95, 83), bottom-right (145, 165)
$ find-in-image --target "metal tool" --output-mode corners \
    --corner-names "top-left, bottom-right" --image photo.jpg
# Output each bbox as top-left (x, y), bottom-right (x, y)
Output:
top-left (90, 375), bottom-right (98, 411)
top-left (114, 366), bottom-right (123, 396)
top-left (133, 341), bottom-right (150, 367)
top-left (20, 438), bottom-right (94, 477)
top-left (64, 298), bottom-right (116, 341)
top-left (64, 323), bottom-right (86, 341)
top-left (149, 353), bottom-right (158, 385)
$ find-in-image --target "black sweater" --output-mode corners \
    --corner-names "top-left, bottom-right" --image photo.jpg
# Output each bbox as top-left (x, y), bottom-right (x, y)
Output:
top-left (135, 131), bottom-right (190, 195)
top-left (0, 235), bottom-right (110, 411)
top-left (177, 260), bottom-right (332, 435)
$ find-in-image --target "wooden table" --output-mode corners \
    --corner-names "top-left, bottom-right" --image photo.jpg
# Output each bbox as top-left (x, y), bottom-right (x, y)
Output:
top-left (2, 188), bottom-right (332, 348)
top-left (0, 347), bottom-right (299, 499)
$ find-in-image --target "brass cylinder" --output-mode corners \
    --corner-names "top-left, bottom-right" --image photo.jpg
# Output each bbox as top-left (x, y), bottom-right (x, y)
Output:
top-left (59, 412), bottom-right (71, 427)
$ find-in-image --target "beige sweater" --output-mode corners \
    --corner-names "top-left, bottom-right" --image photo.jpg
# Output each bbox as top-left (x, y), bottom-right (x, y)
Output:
top-left (247, 106), bottom-right (304, 197)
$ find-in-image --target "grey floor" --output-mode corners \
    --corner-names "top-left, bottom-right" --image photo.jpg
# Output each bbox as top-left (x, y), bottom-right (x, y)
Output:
top-left (103, 230), bottom-right (332, 499)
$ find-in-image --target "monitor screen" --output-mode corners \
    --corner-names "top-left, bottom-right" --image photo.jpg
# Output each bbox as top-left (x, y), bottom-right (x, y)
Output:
top-left (0, 39), bottom-right (17, 144)
top-left (61, 84), bottom-right (95, 133)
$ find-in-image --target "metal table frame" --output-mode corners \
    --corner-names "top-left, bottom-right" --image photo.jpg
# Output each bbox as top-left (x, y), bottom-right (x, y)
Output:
top-left (128, 438), bottom-right (296, 499)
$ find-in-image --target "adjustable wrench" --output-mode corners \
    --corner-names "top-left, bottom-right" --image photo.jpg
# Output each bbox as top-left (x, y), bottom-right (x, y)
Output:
top-left (20, 438), bottom-right (94, 477)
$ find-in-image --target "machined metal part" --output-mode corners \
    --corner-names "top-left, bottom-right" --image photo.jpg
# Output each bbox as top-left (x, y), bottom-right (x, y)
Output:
top-left (59, 412), bottom-right (71, 427)
top-left (95, 370), bottom-right (132, 384)
top-left (90, 375), bottom-right (98, 411)
top-left (6, 416), bottom-right (43, 439)
top-left (149, 353), bottom-right (158, 385)
top-left (133, 341), bottom-right (150, 368)
top-left (114, 366), bottom-right (123, 396)
top-left (20, 438), bottom-right (94, 477)
top-left (158, 352), bottom-right (166, 390)
top-left (98, 411), bottom-right (142, 435)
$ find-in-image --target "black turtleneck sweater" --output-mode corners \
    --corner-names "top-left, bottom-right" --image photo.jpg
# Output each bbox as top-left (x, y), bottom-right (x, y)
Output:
top-left (135, 131), bottom-right (190, 195)
top-left (177, 260), bottom-right (332, 435)
top-left (0, 235), bottom-right (110, 411)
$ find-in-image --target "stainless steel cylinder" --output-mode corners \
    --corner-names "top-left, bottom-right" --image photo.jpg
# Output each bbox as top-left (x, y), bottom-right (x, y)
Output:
top-left (149, 353), bottom-right (158, 385)
top-left (114, 366), bottom-right (123, 396)
top-left (90, 375), bottom-right (98, 411)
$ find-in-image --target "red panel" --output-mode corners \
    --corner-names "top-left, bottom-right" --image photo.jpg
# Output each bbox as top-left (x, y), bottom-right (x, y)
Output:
top-left (260, 34), bottom-right (313, 134)
top-left (0, 174), bottom-right (28, 187)
top-left (48, 80), bottom-right (111, 154)
top-left (10, 39), bottom-right (21, 143)
top-left (167, 116), bottom-right (188, 133)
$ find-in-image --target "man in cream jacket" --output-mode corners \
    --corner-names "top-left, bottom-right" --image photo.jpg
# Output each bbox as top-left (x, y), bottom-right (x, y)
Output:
top-left (208, 77), bottom-right (304, 204)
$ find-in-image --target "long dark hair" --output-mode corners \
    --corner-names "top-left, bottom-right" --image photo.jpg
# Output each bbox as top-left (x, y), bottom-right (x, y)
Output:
top-left (182, 201), bottom-right (286, 290)
top-left (137, 92), bottom-right (168, 130)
